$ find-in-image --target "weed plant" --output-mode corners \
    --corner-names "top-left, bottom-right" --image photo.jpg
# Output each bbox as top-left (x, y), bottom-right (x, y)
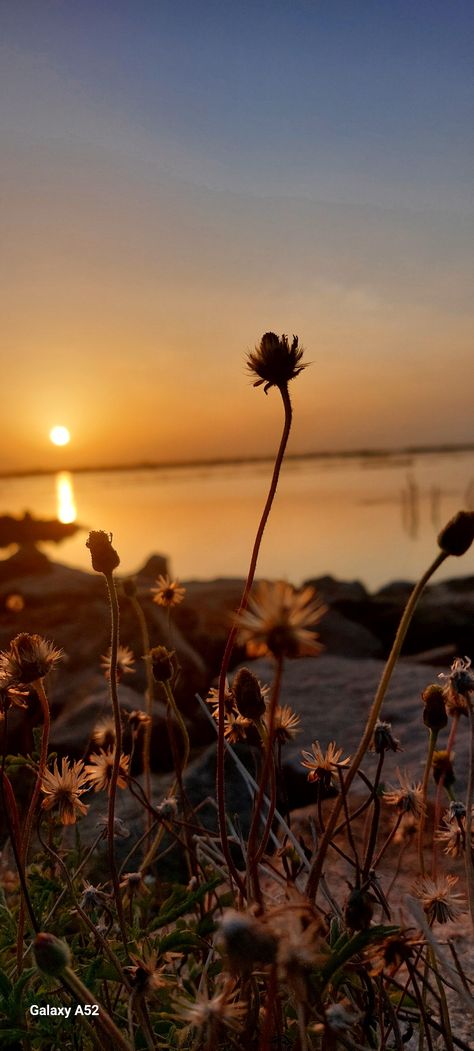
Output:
top-left (0, 333), bottom-right (474, 1050)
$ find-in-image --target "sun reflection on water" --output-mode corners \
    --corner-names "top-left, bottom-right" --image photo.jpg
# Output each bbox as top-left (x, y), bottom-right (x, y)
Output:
top-left (56, 471), bottom-right (76, 524)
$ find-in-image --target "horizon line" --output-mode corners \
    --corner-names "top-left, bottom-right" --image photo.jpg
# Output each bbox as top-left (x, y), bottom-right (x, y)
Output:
top-left (1, 441), bottom-right (474, 481)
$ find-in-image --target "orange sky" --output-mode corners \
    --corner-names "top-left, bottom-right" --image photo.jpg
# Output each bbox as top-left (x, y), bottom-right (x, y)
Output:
top-left (2, 3), bottom-right (473, 473)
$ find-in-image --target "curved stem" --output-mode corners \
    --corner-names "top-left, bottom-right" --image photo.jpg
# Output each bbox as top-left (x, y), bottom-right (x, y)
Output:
top-left (306, 549), bottom-right (448, 901)
top-left (104, 571), bottom-right (128, 951)
top-left (216, 384), bottom-right (292, 893)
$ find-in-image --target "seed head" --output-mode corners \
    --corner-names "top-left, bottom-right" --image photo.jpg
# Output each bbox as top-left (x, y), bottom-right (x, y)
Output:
top-left (0, 633), bottom-right (62, 686)
top-left (439, 657), bottom-right (474, 716)
top-left (301, 740), bottom-right (350, 792)
top-left (101, 644), bottom-right (135, 682)
top-left (383, 770), bottom-right (424, 817)
top-left (86, 530), bottom-right (120, 574)
top-left (414, 873), bottom-right (465, 924)
top-left (371, 720), bottom-right (400, 754)
top-left (247, 332), bottom-right (307, 393)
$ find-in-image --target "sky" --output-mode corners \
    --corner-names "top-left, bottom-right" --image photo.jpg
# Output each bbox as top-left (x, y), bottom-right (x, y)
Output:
top-left (1, 0), bottom-right (473, 473)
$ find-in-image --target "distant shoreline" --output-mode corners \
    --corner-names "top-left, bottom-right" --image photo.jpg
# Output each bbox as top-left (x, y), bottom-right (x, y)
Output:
top-left (1, 442), bottom-right (473, 481)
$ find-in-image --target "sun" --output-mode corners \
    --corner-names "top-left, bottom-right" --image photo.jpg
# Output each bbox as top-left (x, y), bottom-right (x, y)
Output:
top-left (49, 425), bottom-right (71, 447)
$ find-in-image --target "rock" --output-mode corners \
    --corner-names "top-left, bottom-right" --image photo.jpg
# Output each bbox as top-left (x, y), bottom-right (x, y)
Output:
top-left (135, 553), bottom-right (170, 580)
top-left (233, 653), bottom-right (471, 806)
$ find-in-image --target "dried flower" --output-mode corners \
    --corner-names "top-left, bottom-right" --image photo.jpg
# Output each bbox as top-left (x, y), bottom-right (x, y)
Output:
top-left (247, 332), bottom-right (306, 393)
top-left (234, 580), bottom-right (327, 659)
top-left (79, 881), bottom-right (106, 910)
top-left (41, 757), bottom-right (90, 825)
top-left (207, 681), bottom-right (235, 718)
top-left (383, 770), bottom-right (425, 817)
top-left (414, 873), bottom-right (465, 924)
top-left (434, 815), bottom-right (465, 858)
top-left (266, 704), bottom-right (301, 743)
top-left (371, 720), bottom-right (400, 754)
top-left (100, 644), bottom-right (135, 681)
top-left (85, 748), bottom-right (130, 792)
top-left (437, 511), bottom-right (474, 557)
top-left (301, 741), bottom-right (350, 791)
top-left (127, 950), bottom-right (172, 995)
top-left (151, 574), bottom-right (186, 607)
top-left (439, 656), bottom-right (474, 716)
top-left (86, 530), bottom-right (120, 574)
top-left (174, 985), bottom-right (246, 1035)
top-left (91, 715), bottom-right (117, 749)
top-left (0, 633), bottom-right (62, 686)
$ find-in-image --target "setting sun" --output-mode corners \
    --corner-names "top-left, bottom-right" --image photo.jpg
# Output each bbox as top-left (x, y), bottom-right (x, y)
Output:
top-left (49, 425), bottom-right (70, 447)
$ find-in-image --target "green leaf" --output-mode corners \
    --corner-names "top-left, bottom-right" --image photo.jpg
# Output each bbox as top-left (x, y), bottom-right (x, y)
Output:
top-left (0, 969), bottom-right (12, 1001)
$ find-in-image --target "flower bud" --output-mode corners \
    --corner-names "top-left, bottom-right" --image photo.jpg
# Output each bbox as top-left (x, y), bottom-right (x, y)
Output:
top-left (232, 668), bottom-right (266, 721)
top-left (33, 932), bottom-right (71, 975)
top-left (422, 684), bottom-right (448, 732)
top-left (86, 531), bottom-right (120, 574)
top-left (437, 511), bottom-right (474, 557)
top-left (150, 645), bottom-right (175, 683)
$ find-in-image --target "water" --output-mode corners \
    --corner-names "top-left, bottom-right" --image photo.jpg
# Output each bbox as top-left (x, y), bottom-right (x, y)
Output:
top-left (1, 450), bottom-right (473, 590)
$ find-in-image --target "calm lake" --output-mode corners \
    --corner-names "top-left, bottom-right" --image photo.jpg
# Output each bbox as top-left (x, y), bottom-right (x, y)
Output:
top-left (1, 450), bottom-right (473, 590)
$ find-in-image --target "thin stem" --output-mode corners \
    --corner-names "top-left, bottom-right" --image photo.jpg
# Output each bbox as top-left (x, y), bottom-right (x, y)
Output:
top-left (306, 549), bottom-right (447, 900)
top-left (361, 751), bottom-right (384, 879)
top-left (217, 383), bottom-right (293, 893)
top-left (104, 571), bottom-right (128, 951)
top-left (0, 715), bottom-right (38, 933)
top-left (432, 712), bottom-right (459, 879)
top-left (17, 677), bottom-right (50, 970)
top-left (61, 966), bottom-right (133, 1051)
top-left (465, 700), bottom-right (474, 932)
top-left (417, 729), bottom-right (437, 876)
top-left (246, 654), bottom-right (283, 901)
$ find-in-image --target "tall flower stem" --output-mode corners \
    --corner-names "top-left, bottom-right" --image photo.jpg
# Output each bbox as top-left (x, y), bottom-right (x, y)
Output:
top-left (104, 571), bottom-right (128, 951)
top-left (21, 678), bottom-right (50, 861)
top-left (1, 717), bottom-right (37, 934)
top-left (465, 701), bottom-right (474, 932)
top-left (60, 966), bottom-right (133, 1051)
top-left (306, 550), bottom-right (448, 901)
top-left (217, 383), bottom-right (292, 892)
top-left (129, 594), bottom-right (155, 829)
